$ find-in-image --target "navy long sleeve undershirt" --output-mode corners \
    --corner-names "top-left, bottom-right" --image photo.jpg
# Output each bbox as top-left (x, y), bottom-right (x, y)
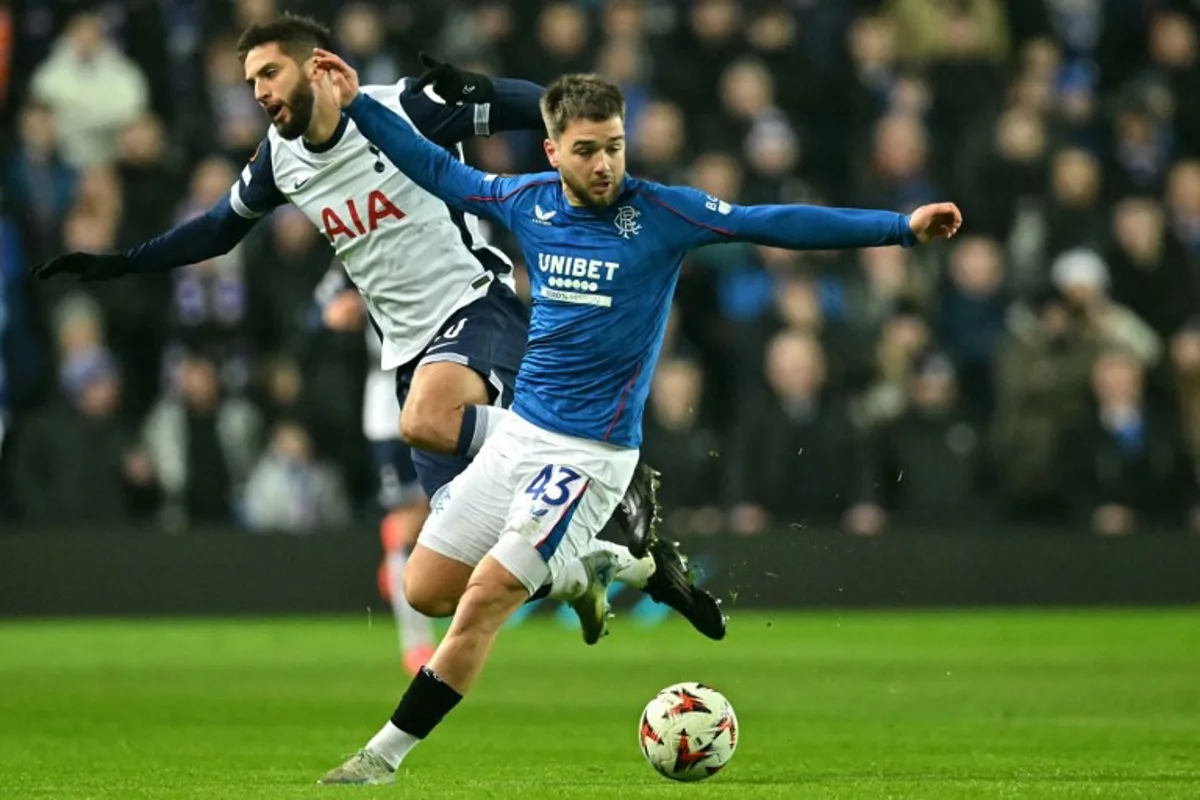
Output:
top-left (125, 196), bottom-right (256, 273)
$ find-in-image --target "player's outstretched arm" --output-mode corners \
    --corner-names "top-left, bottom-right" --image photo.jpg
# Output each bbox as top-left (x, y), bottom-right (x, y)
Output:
top-left (649, 184), bottom-right (961, 252)
top-left (30, 196), bottom-right (260, 282)
top-left (313, 49), bottom-right (520, 229)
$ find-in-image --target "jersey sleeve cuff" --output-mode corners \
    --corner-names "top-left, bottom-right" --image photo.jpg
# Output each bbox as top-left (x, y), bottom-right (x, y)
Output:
top-left (474, 103), bottom-right (491, 136)
top-left (899, 215), bottom-right (918, 248)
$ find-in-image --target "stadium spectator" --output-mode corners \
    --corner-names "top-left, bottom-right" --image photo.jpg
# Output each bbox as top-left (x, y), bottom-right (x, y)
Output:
top-left (335, 4), bottom-right (400, 87)
top-left (142, 348), bottom-right (262, 531)
top-left (843, 246), bottom-right (923, 348)
top-left (961, 106), bottom-right (1048, 243)
top-left (629, 100), bottom-right (688, 183)
top-left (878, 351), bottom-right (990, 526)
top-left (1104, 197), bottom-right (1196, 339)
top-left (1039, 147), bottom-right (1108, 266)
top-left (859, 113), bottom-right (939, 212)
top-left (11, 343), bottom-right (154, 524)
top-left (640, 358), bottom-right (723, 536)
top-left (1105, 93), bottom-right (1173, 200)
top-left (203, 35), bottom-right (265, 161)
top-left (114, 115), bottom-right (180, 248)
top-left (29, 12), bottom-right (149, 168)
top-left (1171, 319), bottom-right (1200, 461)
top-left (243, 419), bottom-right (351, 533)
top-left (1067, 349), bottom-right (1198, 535)
top-left (936, 235), bottom-right (1008, 416)
top-left (856, 301), bottom-right (932, 429)
top-left (5, 102), bottom-right (76, 265)
top-left (728, 330), bottom-right (883, 536)
top-left (161, 157), bottom-right (255, 398)
top-left (1147, 11), bottom-right (1200, 159)
top-left (1049, 248), bottom-right (1161, 367)
top-left (991, 286), bottom-right (1095, 518)
top-left (1165, 159), bottom-right (1200, 256)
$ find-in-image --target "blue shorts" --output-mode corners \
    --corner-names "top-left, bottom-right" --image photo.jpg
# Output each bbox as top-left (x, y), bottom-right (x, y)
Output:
top-left (395, 279), bottom-right (528, 496)
top-left (370, 438), bottom-right (422, 511)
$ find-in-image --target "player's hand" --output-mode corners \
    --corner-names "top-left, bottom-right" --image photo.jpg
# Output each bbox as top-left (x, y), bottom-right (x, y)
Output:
top-left (30, 252), bottom-right (130, 282)
top-left (411, 52), bottom-right (495, 104)
top-left (312, 48), bottom-right (360, 109)
top-left (908, 202), bottom-right (962, 244)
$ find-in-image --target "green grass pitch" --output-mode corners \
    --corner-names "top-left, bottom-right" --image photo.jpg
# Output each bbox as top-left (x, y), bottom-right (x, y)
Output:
top-left (2, 609), bottom-right (1199, 799)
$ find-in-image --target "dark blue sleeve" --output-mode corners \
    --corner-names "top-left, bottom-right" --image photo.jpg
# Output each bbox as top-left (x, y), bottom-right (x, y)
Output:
top-left (646, 183), bottom-right (918, 252)
top-left (229, 137), bottom-right (288, 218)
top-left (345, 92), bottom-right (528, 229)
top-left (124, 195), bottom-right (259, 273)
top-left (399, 78), bottom-right (544, 147)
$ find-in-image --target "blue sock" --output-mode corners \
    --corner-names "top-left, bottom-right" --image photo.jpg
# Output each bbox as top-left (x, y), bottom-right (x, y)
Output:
top-left (454, 406), bottom-right (506, 457)
top-left (454, 406), bottom-right (478, 456)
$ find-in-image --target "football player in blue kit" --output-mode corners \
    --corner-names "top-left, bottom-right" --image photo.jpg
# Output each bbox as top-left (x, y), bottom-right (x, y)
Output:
top-left (312, 50), bottom-right (962, 784)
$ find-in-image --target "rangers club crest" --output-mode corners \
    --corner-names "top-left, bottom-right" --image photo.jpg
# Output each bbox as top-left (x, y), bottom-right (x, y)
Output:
top-left (614, 205), bottom-right (642, 239)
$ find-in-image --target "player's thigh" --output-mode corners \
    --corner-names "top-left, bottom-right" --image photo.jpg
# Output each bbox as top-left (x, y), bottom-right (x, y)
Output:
top-left (410, 429), bottom-right (521, 605)
top-left (490, 422), bottom-right (639, 592)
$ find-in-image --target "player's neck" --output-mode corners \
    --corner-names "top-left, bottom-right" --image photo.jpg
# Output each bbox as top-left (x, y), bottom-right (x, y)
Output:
top-left (303, 100), bottom-right (345, 147)
top-left (560, 179), bottom-right (586, 208)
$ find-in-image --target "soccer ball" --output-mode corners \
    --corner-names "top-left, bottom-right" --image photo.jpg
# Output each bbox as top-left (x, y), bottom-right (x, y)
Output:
top-left (638, 682), bottom-right (738, 781)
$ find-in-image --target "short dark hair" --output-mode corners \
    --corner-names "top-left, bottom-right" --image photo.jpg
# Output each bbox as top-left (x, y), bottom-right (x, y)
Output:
top-left (539, 74), bottom-right (626, 139)
top-left (236, 13), bottom-right (333, 64)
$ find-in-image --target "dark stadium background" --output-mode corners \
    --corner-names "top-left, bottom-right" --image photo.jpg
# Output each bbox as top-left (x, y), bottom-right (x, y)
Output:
top-left (1, 0), bottom-right (1199, 613)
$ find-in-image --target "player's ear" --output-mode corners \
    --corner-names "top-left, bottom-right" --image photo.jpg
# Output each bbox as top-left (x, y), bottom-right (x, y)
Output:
top-left (303, 55), bottom-right (321, 83)
top-left (543, 137), bottom-right (560, 169)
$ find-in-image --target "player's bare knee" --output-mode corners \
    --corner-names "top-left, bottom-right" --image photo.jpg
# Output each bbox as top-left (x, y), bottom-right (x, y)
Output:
top-left (403, 567), bottom-right (457, 617)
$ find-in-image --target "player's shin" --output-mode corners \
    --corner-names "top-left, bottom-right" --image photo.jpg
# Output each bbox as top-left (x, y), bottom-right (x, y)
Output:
top-left (454, 405), bottom-right (510, 457)
top-left (365, 558), bottom-right (528, 770)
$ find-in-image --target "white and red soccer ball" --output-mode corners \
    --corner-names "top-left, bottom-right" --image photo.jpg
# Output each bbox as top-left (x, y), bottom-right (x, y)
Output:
top-left (638, 682), bottom-right (738, 781)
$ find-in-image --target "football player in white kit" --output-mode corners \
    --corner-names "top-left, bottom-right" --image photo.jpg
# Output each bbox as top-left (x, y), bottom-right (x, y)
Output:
top-left (314, 264), bottom-right (435, 675)
top-left (32, 14), bottom-right (719, 643)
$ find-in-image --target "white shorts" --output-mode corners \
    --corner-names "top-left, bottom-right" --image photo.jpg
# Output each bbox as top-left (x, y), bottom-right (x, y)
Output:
top-left (417, 413), bottom-right (638, 593)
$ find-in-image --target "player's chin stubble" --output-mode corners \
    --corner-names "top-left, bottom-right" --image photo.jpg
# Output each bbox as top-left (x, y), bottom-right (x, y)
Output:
top-left (563, 171), bottom-right (620, 209)
top-left (276, 83), bottom-right (316, 140)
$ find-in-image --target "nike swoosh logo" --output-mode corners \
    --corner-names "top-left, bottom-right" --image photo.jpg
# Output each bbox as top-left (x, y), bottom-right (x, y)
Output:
top-left (531, 509), bottom-right (549, 518)
top-left (425, 340), bottom-right (459, 352)
top-left (293, 178), bottom-right (311, 190)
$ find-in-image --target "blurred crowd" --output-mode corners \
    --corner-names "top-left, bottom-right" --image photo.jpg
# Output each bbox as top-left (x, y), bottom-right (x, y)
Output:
top-left (0, 0), bottom-right (1198, 537)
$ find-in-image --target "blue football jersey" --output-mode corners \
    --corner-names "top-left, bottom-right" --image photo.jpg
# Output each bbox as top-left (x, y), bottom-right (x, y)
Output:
top-left (345, 93), bottom-right (918, 448)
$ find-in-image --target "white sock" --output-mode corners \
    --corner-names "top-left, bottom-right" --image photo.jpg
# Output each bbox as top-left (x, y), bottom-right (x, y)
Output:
top-left (591, 539), bottom-right (656, 588)
top-left (386, 549), bottom-right (434, 652)
top-left (463, 405), bottom-right (511, 457)
top-left (548, 558), bottom-right (589, 601)
top-left (367, 721), bottom-right (420, 769)
top-left (548, 541), bottom-right (656, 601)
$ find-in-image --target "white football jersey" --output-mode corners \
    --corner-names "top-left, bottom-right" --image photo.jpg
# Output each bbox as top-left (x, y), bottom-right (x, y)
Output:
top-left (229, 80), bottom-right (514, 370)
